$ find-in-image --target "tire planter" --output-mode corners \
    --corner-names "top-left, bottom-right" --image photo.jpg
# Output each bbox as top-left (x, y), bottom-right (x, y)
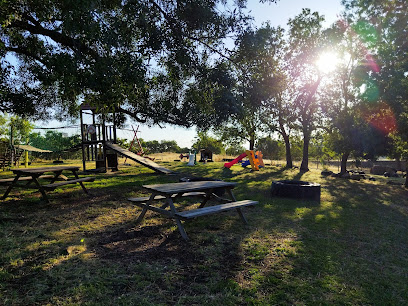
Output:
top-left (321, 170), bottom-right (333, 176)
top-left (271, 180), bottom-right (321, 202)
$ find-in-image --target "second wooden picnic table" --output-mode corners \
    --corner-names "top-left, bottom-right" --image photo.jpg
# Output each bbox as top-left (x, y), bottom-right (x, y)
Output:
top-left (1, 166), bottom-right (94, 203)
top-left (128, 181), bottom-right (258, 240)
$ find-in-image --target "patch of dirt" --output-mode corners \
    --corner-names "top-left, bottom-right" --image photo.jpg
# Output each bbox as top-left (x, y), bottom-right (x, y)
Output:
top-left (92, 223), bottom-right (244, 280)
top-left (93, 225), bottom-right (201, 264)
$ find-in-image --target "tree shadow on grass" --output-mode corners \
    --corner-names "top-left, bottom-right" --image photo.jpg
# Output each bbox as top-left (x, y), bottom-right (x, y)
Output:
top-left (0, 168), bottom-right (250, 304)
top-left (3, 166), bottom-right (408, 304)
top-left (266, 177), bottom-right (408, 304)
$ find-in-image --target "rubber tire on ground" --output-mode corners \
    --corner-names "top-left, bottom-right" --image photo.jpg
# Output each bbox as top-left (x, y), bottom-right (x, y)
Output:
top-left (271, 180), bottom-right (321, 202)
top-left (321, 170), bottom-right (333, 176)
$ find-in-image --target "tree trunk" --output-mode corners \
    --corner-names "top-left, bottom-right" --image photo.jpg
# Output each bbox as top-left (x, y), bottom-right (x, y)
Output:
top-left (396, 156), bottom-right (401, 171)
top-left (249, 136), bottom-right (255, 151)
top-left (279, 120), bottom-right (292, 168)
top-left (405, 173), bottom-right (408, 188)
top-left (405, 159), bottom-right (408, 188)
top-left (300, 132), bottom-right (310, 172)
top-left (340, 151), bottom-right (350, 174)
top-left (282, 132), bottom-right (292, 168)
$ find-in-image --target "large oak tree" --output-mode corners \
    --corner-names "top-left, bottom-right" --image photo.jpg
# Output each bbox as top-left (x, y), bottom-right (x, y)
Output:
top-left (1, 0), bottom-right (276, 126)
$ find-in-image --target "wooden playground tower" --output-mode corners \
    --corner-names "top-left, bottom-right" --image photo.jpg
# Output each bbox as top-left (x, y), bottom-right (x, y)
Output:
top-left (79, 104), bottom-right (118, 172)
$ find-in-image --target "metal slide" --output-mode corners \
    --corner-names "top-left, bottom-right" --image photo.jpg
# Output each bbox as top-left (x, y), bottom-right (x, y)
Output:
top-left (105, 143), bottom-right (174, 174)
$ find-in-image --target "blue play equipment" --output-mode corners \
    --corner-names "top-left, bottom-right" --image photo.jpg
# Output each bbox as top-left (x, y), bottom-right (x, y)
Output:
top-left (241, 160), bottom-right (251, 167)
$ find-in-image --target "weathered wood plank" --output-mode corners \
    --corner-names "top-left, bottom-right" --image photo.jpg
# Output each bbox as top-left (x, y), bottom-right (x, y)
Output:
top-left (0, 174), bottom-right (54, 185)
top-left (128, 192), bottom-right (206, 203)
top-left (42, 177), bottom-right (95, 191)
top-left (11, 166), bottom-right (80, 175)
top-left (105, 143), bottom-right (174, 174)
top-left (175, 200), bottom-right (258, 219)
top-left (131, 202), bottom-right (174, 217)
top-left (143, 181), bottom-right (236, 195)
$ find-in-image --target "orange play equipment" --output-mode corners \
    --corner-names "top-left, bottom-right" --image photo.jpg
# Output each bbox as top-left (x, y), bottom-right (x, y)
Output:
top-left (224, 150), bottom-right (264, 171)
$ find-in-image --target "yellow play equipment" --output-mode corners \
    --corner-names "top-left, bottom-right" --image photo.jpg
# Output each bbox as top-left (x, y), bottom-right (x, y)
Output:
top-left (245, 150), bottom-right (265, 171)
top-left (224, 150), bottom-right (265, 171)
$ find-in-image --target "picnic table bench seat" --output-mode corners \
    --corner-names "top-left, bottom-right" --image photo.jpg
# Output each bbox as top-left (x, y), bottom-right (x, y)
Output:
top-left (42, 177), bottom-right (95, 191)
top-left (0, 175), bottom-right (55, 185)
top-left (175, 200), bottom-right (258, 219)
top-left (128, 191), bottom-right (206, 203)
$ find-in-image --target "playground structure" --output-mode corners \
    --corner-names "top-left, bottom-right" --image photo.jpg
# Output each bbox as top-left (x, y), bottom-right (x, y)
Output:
top-left (224, 150), bottom-right (265, 171)
top-left (178, 152), bottom-right (196, 166)
top-left (124, 125), bottom-right (154, 162)
top-left (15, 144), bottom-right (52, 167)
top-left (187, 152), bottom-right (196, 166)
top-left (0, 140), bottom-right (53, 170)
top-left (199, 149), bottom-right (213, 162)
top-left (79, 104), bottom-right (173, 174)
top-left (0, 141), bottom-right (22, 170)
top-left (179, 153), bottom-right (189, 161)
top-left (80, 104), bottom-right (119, 172)
top-left (105, 143), bottom-right (173, 174)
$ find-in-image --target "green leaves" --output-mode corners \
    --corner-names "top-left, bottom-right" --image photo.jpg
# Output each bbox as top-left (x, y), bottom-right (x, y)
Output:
top-left (0, 0), bottom-right (244, 126)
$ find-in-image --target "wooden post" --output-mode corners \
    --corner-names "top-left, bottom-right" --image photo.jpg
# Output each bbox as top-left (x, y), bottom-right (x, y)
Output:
top-left (113, 113), bottom-right (117, 143)
top-left (25, 151), bottom-right (28, 168)
top-left (102, 115), bottom-right (107, 171)
top-left (80, 109), bottom-right (86, 172)
top-left (10, 124), bottom-right (14, 167)
top-left (24, 137), bottom-right (29, 168)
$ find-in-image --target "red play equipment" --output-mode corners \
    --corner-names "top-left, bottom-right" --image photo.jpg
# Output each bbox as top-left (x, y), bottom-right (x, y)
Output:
top-left (224, 150), bottom-right (265, 170)
top-left (224, 152), bottom-right (247, 168)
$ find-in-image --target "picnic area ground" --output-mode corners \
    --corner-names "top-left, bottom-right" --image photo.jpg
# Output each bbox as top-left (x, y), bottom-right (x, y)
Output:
top-left (1, 159), bottom-right (408, 305)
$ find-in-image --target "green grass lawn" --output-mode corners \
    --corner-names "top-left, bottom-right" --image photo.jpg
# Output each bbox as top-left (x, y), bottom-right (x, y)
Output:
top-left (1, 160), bottom-right (408, 305)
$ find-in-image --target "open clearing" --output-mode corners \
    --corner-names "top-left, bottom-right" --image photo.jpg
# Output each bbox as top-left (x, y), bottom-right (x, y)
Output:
top-left (1, 160), bottom-right (407, 305)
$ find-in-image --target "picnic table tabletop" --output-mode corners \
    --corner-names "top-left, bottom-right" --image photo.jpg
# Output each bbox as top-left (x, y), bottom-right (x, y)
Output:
top-left (142, 181), bottom-right (237, 195)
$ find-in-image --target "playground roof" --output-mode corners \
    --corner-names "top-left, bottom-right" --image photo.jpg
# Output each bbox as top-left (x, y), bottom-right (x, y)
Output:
top-left (15, 145), bottom-right (52, 153)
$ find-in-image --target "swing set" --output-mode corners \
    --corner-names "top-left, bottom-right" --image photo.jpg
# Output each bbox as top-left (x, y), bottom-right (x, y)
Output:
top-left (124, 125), bottom-right (154, 163)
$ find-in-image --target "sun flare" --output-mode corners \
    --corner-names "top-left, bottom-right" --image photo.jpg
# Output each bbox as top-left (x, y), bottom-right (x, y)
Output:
top-left (316, 52), bottom-right (340, 73)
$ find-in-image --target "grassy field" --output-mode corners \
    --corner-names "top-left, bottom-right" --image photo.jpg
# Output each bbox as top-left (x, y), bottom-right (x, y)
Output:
top-left (1, 159), bottom-right (408, 305)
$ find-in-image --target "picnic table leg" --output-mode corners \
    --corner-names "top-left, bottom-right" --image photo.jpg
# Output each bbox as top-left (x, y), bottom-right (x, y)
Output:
top-left (1, 174), bottom-right (21, 200)
top-left (226, 189), bottom-right (248, 225)
top-left (167, 197), bottom-right (189, 240)
top-left (135, 193), bottom-right (156, 225)
top-left (49, 171), bottom-right (63, 183)
top-left (71, 170), bottom-right (89, 194)
top-left (31, 175), bottom-right (50, 203)
top-left (198, 189), bottom-right (214, 208)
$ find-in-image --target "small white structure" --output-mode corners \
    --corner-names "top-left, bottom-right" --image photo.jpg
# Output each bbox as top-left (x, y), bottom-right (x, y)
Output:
top-left (187, 153), bottom-right (195, 166)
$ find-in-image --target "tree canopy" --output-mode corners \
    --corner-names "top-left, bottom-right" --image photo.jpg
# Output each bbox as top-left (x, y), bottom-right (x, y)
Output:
top-left (214, 24), bottom-right (285, 150)
top-left (1, 0), bottom-right (278, 125)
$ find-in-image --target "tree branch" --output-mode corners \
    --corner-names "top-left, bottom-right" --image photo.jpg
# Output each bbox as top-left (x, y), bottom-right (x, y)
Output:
top-left (147, 0), bottom-right (235, 65)
top-left (5, 46), bottom-right (48, 66)
top-left (115, 106), bottom-right (147, 123)
top-left (9, 18), bottom-right (98, 58)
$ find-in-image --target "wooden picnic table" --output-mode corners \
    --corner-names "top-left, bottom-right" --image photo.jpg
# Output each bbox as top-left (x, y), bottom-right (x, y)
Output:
top-left (1, 166), bottom-right (94, 203)
top-left (128, 181), bottom-right (258, 240)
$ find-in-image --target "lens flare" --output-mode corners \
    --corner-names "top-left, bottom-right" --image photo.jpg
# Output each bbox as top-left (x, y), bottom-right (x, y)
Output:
top-left (316, 52), bottom-right (339, 73)
top-left (364, 103), bottom-right (397, 135)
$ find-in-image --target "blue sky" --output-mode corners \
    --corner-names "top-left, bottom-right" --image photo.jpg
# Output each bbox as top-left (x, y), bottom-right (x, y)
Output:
top-left (34, 0), bottom-right (344, 148)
